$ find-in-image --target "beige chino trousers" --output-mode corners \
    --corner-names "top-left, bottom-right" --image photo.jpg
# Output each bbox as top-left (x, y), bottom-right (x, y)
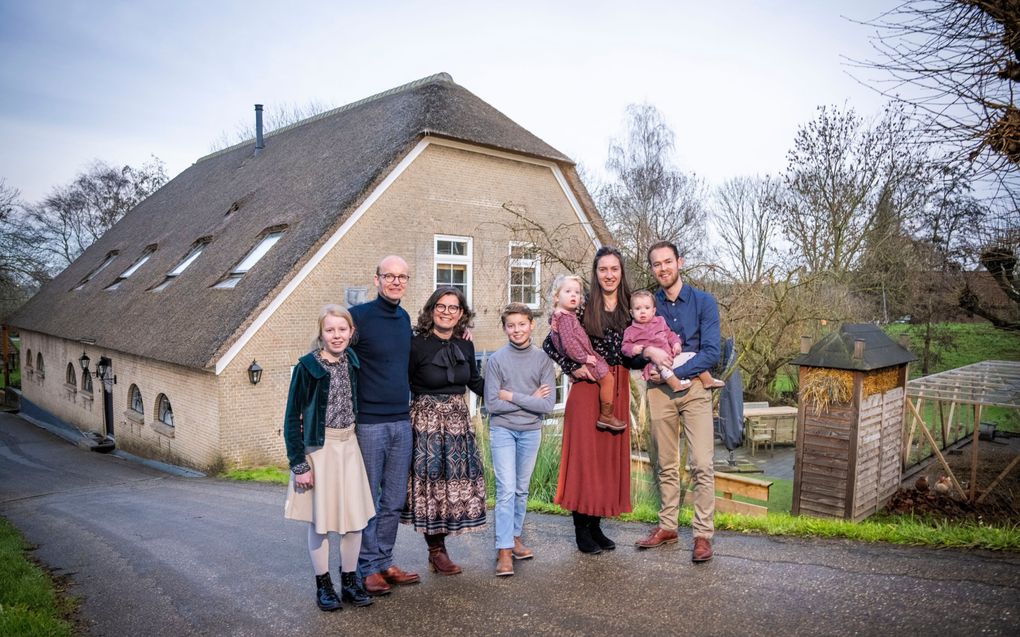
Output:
top-left (647, 379), bottom-right (715, 538)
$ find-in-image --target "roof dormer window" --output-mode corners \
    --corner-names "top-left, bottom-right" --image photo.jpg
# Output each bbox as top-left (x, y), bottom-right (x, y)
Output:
top-left (72, 251), bottom-right (119, 291)
top-left (213, 229), bottom-right (285, 289)
top-left (106, 245), bottom-right (157, 291)
top-left (151, 238), bottom-right (211, 291)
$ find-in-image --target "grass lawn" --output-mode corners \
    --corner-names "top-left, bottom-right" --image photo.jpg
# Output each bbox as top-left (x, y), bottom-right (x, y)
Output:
top-left (0, 369), bottom-right (20, 390)
top-left (0, 518), bottom-right (75, 637)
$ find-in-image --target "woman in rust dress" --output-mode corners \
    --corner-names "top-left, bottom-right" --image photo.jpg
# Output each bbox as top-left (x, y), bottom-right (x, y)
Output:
top-left (543, 246), bottom-right (640, 554)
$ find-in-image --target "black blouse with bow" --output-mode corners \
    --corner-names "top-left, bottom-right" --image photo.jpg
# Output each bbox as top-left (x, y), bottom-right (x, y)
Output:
top-left (408, 332), bottom-right (485, 397)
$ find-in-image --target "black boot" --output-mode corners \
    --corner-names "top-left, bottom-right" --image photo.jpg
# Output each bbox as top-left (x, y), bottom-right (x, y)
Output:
top-left (588, 516), bottom-right (616, 551)
top-left (315, 573), bottom-right (343, 611)
top-left (340, 571), bottom-right (373, 607)
top-left (572, 512), bottom-right (602, 554)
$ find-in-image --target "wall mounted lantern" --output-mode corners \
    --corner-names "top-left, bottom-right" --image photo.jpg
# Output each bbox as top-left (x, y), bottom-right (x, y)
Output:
top-left (248, 360), bottom-right (263, 385)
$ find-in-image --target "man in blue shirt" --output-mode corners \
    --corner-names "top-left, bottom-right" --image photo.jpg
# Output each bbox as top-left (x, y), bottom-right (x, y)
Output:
top-left (635, 241), bottom-right (720, 562)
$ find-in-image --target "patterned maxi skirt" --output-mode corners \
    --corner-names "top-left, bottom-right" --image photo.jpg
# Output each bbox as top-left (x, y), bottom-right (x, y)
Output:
top-left (401, 393), bottom-right (487, 535)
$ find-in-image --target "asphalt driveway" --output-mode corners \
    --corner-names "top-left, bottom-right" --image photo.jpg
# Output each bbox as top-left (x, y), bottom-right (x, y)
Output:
top-left (1, 412), bottom-right (1018, 636)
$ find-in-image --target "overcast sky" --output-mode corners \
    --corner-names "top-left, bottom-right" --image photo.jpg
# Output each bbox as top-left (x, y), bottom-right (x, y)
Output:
top-left (1, 0), bottom-right (895, 203)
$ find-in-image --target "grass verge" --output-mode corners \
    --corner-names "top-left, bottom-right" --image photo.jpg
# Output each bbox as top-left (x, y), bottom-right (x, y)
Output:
top-left (0, 517), bottom-right (75, 637)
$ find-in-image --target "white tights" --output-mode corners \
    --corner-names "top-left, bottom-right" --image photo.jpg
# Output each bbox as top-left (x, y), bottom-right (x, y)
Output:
top-left (307, 524), bottom-right (362, 576)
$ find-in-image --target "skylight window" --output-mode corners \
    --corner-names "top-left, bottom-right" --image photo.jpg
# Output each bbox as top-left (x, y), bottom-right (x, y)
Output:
top-left (213, 230), bottom-right (285, 289)
top-left (105, 245), bottom-right (156, 290)
top-left (73, 251), bottom-right (119, 290)
top-left (151, 239), bottom-right (210, 291)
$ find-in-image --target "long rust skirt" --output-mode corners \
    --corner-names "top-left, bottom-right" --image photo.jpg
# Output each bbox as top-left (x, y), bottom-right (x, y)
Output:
top-left (555, 365), bottom-right (632, 517)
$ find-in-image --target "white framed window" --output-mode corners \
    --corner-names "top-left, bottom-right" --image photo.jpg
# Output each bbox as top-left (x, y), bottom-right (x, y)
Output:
top-left (434, 235), bottom-right (472, 304)
top-left (554, 371), bottom-right (571, 411)
top-left (152, 239), bottom-right (210, 291)
top-left (214, 230), bottom-right (285, 289)
top-left (73, 251), bottom-right (119, 290)
top-left (65, 362), bottom-right (77, 386)
top-left (509, 242), bottom-right (540, 309)
top-left (105, 245), bottom-right (156, 290)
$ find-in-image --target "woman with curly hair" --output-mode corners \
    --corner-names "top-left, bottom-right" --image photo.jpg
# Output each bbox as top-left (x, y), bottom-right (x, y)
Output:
top-left (401, 286), bottom-right (486, 575)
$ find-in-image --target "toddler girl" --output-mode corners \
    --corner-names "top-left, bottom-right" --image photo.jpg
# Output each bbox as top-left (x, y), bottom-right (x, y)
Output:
top-left (283, 304), bottom-right (376, 611)
top-left (623, 290), bottom-right (726, 391)
top-left (548, 274), bottom-right (626, 431)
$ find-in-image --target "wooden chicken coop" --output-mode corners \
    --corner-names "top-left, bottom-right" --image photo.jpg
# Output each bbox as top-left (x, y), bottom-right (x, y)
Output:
top-left (790, 324), bottom-right (916, 521)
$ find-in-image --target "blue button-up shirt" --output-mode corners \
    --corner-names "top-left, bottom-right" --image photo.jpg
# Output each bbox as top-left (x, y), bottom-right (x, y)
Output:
top-left (654, 283), bottom-right (721, 379)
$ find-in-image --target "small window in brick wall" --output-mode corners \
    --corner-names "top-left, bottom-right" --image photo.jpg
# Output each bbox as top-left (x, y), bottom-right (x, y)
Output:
top-left (65, 362), bottom-right (76, 386)
top-left (82, 369), bottom-right (93, 394)
top-left (129, 384), bottom-right (144, 414)
top-left (156, 394), bottom-right (174, 427)
top-left (36, 352), bottom-right (44, 379)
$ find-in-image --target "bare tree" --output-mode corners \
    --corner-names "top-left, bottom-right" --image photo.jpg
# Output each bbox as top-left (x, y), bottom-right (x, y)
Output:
top-left (856, 0), bottom-right (1020, 200)
top-left (780, 105), bottom-right (931, 280)
top-left (598, 103), bottom-right (706, 289)
top-left (24, 158), bottom-right (168, 272)
top-left (0, 180), bottom-right (48, 319)
top-left (210, 100), bottom-right (335, 151)
top-left (712, 176), bottom-right (784, 284)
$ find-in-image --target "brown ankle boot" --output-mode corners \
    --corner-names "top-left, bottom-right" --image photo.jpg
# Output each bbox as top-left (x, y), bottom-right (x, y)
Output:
top-left (428, 546), bottom-right (462, 575)
top-left (596, 402), bottom-right (627, 431)
top-left (495, 549), bottom-right (514, 576)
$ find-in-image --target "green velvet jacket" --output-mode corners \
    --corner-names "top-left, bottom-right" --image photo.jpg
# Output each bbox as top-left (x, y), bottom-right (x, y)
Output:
top-left (283, 349), bottom-right (360, 471)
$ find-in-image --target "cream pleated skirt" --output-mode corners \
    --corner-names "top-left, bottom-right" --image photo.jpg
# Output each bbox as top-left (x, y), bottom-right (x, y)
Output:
top-left (283, 427), bottom-right (375, 534)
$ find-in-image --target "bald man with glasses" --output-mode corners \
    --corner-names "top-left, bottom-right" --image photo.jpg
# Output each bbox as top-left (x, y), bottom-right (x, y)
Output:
top-left (350, 255), bottom-right (421, 595)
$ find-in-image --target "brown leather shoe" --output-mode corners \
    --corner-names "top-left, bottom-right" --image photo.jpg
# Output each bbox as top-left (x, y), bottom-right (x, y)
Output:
top-left (495, 549), bottom-right (514, 577)
top-left (512, 537), bottom-right (534, 560)
top-left (381, 565), bottom-right (421, 585)
top-left (427, 548), bottom-right (462, 575)
top-left (692, 537), bottom-right (713, 562)
top-left (596, 402), bottom-right (627, 431)
top-left (635, 526), bottom-right (679, 549)
top-left (362, 572), bottom-right (392, 596)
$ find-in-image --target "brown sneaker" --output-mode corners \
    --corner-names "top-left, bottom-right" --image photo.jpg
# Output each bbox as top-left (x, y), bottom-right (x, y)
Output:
top-left (596, 402), bottom-right (627, 431)
top-left (428, 547), bottom-right (463, 575)
top-left (512, 536), bottom-right (534, 560)
top-left (635, 526), bottom-right (679, 549)
top-left (495, 549), bottom-right (514, 577)
top-left (381, 565), bottom-right (421, 585)
top-left (363, 572), bottom-right (392, 596)
top-left (704, 377), bottom-right (726, 389)
top-left (692, 537), bottom-right (713, 562)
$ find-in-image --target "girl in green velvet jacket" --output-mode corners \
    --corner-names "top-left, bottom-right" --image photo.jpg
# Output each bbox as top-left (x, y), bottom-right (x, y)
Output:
top-left (283, 304), bottom-right (375, 611)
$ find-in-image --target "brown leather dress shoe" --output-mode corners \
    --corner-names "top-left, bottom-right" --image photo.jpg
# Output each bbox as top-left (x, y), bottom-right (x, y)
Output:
top-left (362, 572), bottom-right (392, 596)
top-left (692, 537), bottom-right (713, 562)
top-left (381, 565), bottom-right (421, 585)
top-left (635, 526), bottom-right (679, 549)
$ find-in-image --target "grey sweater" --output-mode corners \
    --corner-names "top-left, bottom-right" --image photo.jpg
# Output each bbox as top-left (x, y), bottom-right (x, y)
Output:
top-left (484, 341), bottom-right (557, 432)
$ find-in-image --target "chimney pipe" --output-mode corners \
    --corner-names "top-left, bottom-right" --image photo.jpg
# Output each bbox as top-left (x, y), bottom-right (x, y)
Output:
top-left (852, 338), bottom-right (866, 360)
top-left (800, 336), bottom-right (812, 354)
top-left (254, 104), bottom-right (265, 155)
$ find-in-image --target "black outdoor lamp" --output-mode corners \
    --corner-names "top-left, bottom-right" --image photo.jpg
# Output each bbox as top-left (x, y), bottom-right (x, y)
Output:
top-left (96, 356), bottom-right (115, 384)
top-left (79, 351), bottom-right (90, 373)
top-left (248, 360), bottom-right (263, 385)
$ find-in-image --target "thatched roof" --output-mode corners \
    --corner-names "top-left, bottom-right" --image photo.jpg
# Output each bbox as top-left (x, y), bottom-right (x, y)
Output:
top-left (791, 323), bottom-right (917, 371)
top-left (11, 73), bottom-right (607, 370)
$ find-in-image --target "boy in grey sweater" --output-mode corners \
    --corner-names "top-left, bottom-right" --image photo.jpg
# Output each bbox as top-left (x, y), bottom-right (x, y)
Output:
top-left (484, 303), bottom-right (557, 577)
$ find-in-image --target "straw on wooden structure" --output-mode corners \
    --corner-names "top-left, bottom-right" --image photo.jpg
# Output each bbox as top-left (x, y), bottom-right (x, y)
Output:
top-left (800, 368), bottom-right (853, 415)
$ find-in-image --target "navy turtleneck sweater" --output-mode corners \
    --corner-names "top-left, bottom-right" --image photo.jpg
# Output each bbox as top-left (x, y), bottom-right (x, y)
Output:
top-left (350, 295), bottom-right (412, 423)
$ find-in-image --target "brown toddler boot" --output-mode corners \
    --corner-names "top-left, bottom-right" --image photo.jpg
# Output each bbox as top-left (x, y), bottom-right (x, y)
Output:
top-left (665, 375), bottom-right (692, 393)
top-left (596, 402), bottom-right (628, 431)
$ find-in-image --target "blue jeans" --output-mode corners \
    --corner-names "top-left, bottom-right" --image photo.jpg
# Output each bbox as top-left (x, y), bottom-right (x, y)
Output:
top-left (490, 426), bottom-right (542, 549)
top-left (356, 419), bottom-right (412, 574)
